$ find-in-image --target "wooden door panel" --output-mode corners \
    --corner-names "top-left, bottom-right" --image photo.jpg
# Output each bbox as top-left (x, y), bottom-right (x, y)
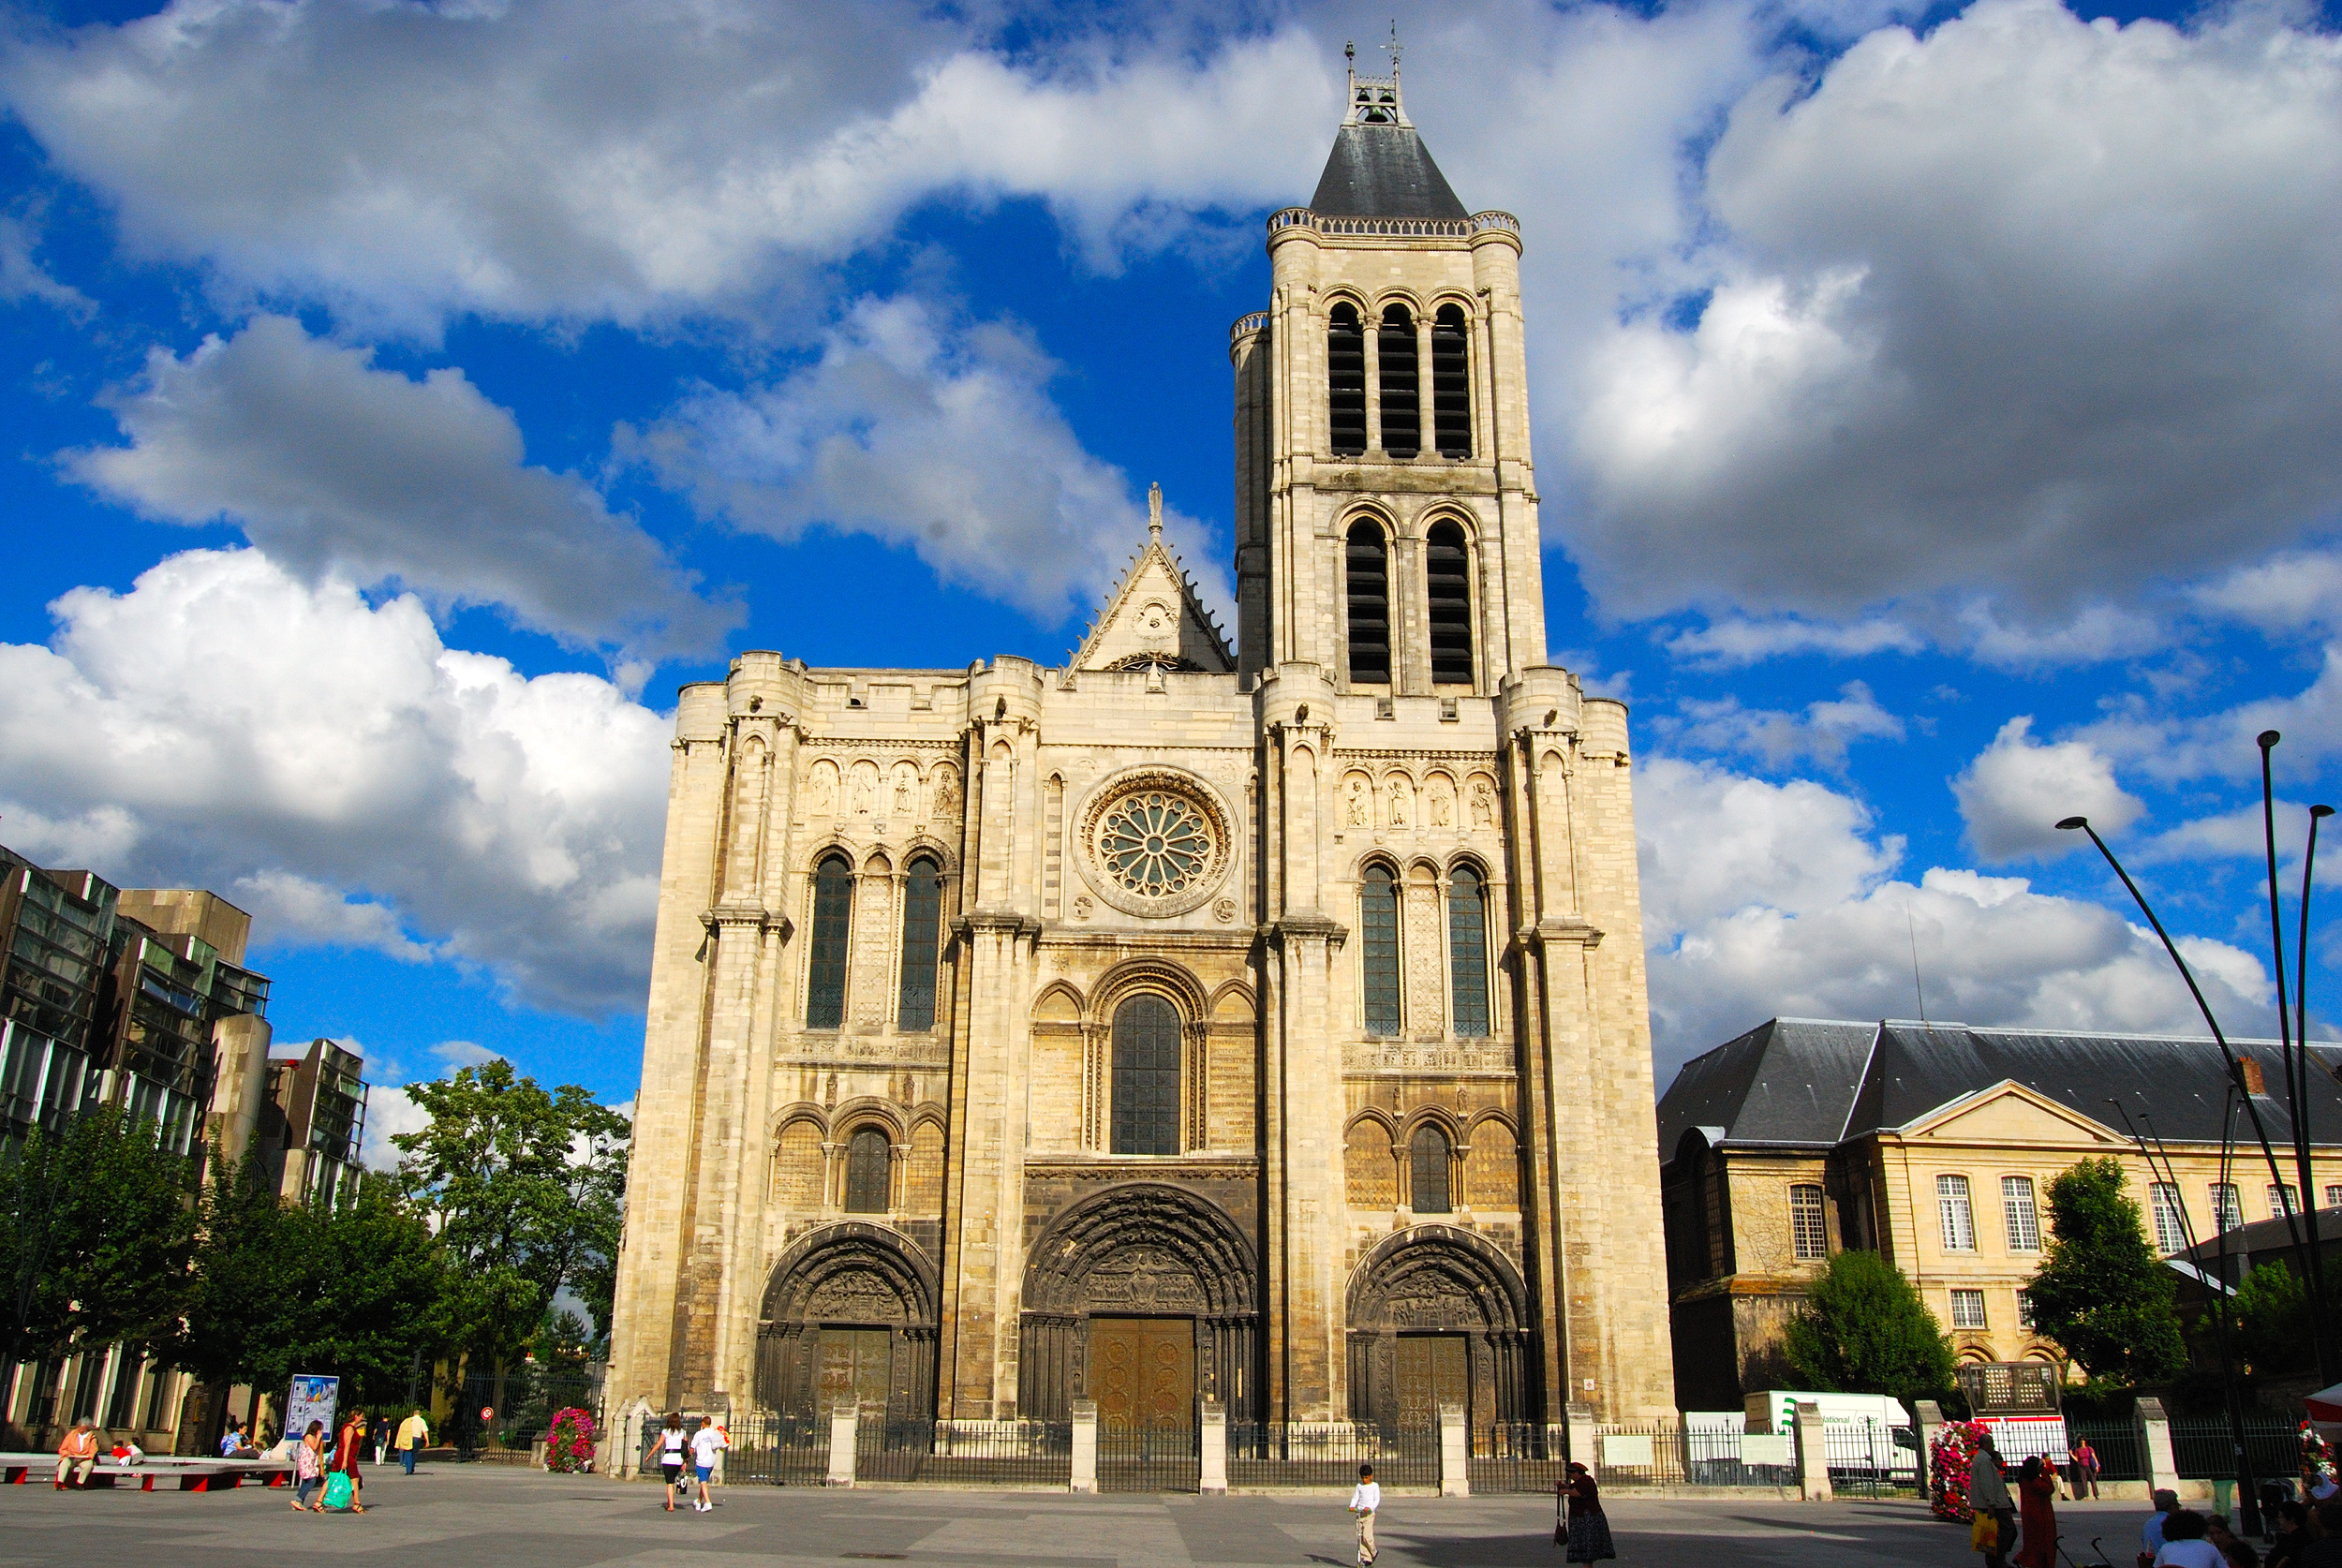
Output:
top-left (1090, 1318), bottom-right (1193, 1428)
top-left (1393, 1334), bottom-right (1469, 1428)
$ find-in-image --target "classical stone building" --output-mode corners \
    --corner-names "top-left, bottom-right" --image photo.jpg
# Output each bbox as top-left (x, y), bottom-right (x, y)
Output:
top-left (606, 60), bottom-right (1676, 1438)
top-left (1655, 1017), bottom-right (2342, 1411)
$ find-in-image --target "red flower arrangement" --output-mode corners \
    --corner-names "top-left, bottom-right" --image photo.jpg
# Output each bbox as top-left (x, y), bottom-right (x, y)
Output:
top-left (545, 1408), bottom-right (598, 1473)
top-left (1930, 1419), bottom-right (1993, 1521)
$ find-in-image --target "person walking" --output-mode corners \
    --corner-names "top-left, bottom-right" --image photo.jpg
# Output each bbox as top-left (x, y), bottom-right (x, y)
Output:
top-left (2071, 1439), bottom-right (2101, 1501)
top-left (2015, 1456), bottom-right (2061, 1568)
top-left (331, 1411), bottom-right (368, 1513)
top-left (659, 1413), bottom-right (689, 1512)
top-left (1970, 1434), bottom-right (2017, 1568)
top-left (1561, 1460), bottom-right (1616, 1564)
top-left (1348, 1462), bottom-right (1380, 1567)
top-left (53, 1418), bottom-right (98, 1489)
top-left (395, 1407), bottom-right (430, 1475)
top-left (293, 1420), bottom-right (327, 1512)
top-left (689, 1414), bottom-right (727, 1513)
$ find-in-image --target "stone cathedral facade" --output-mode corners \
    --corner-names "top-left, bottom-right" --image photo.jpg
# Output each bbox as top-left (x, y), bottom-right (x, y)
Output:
top-left (607, 64), bottom-right (1677, 1438)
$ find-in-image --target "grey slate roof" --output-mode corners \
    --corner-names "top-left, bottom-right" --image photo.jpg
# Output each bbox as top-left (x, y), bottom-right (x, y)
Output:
top-left (1309, 125), bottom-right (1468, 219)
top-left (1656, 1017), bottom-right (2342, 1161)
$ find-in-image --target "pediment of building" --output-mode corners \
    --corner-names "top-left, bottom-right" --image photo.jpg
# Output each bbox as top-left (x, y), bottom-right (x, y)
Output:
top-left (1897, 1079), bottom-right (2124, 1146)
top-left (1069, 486), bottom-right (1234, 675)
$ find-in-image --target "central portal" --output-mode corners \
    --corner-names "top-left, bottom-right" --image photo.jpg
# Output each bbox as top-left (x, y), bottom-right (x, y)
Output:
top-left (1089, 1317), bottom-right (1194, 1428)
top-left (819, 1327), bottom-right (893, 1413)
top-left (1393, 1333), bottom-right (1469, 1427)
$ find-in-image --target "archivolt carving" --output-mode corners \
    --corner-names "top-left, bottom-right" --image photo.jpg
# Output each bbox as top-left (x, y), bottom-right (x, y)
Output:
top-left (761, 1221), bottom-right (939, 1327)
top-left (1022, 1182), bottom-right (1256, 1316)
top-left (1346, 1225), bottom-right (1530, 1334)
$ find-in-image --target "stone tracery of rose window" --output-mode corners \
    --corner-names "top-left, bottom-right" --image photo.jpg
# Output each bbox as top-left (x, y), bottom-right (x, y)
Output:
top-left (1097, 791), bottom-right (1213, 896)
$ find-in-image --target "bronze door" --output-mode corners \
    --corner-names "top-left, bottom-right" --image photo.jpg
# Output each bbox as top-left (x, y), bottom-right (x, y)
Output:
top-left (817, 1327), bottom-right (892, 1413)
top-left (1393, 1334), bottom-right (1469, 1429)
top-left (1089, 1317), bottom-right (1195, 1428)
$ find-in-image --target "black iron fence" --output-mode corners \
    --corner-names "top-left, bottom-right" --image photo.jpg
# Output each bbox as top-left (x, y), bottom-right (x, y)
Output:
top-left (2061, 1418), bottom-right (2147, 1483)
top-left (1098, 1420), bottom-right (1198, 1493)
top-left (721, 1413), bottom-right (826, 1485)
top-left (1228, 1423), bottom-right (1437, 1490)
top-left (452, 1372), bottom-right (599, 1464)
top-left (2171, 1417), bottom-right (2308, 1482)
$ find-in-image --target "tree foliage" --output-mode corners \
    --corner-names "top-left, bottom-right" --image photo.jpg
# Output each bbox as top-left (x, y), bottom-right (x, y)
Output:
top-left (2027, 1156), bottom-right (2186, 1384)
top-left (1782, 1249), bottom-right (1958, 1408)
top-left (0, 1108), bottom-right (198, 1373)
top-left (392, 1059), bottom-right (630, 1363)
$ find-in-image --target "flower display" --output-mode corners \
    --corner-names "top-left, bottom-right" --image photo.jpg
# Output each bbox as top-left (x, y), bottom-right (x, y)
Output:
top-left (545, 1407), bottom-right (598, 1473)
top-left (1930, 1419), bottom-right (1993, 1521)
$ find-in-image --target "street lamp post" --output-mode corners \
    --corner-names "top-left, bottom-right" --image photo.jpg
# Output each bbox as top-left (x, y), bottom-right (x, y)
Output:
top-left (2291, 798), bottom-right (2336, 1386)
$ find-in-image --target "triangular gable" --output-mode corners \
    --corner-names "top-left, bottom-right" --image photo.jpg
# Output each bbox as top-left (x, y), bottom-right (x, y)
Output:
top-left (1893, 1079), bottom-right (2125, 1146)
top-left (1068, 484), bottom-right (1235, 674)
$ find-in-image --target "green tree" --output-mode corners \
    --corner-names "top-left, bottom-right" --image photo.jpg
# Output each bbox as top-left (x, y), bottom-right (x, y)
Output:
top-left (2027, 1156), bottom-right (2186, 1383)
top-left (0, 1108), bottom-right (198, 1385)
top-left (1781, 1249), bottom-right (1958, 1408)
top-left (392, 1060), bottom-right (630, 1375)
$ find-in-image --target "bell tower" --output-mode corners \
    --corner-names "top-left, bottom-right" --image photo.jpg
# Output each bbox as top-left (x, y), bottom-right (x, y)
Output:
top-left (1231, 44), bottom-right (1543, 692)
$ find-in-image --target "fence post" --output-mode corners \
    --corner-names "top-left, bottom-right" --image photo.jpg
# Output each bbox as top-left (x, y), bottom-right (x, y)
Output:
top-left (1070, 1400), bottom-right (1098, 1494)
top-left (1565, 1402), bottom-right (1595, 1468)
top-left (1438, 1401), bottom-right (1470, 1497)
top-left (1794, 1400), bottom-right (1833, 1502)
top-left (1913, 1399), bottom-right (1944, 1508)
top-left (2134, 1397), bottom-right (2181, 1498)
top-left (1198, 1400), bottom-right (1227, 1494)
top-left (826, 1400), bottom-right (858, 1488)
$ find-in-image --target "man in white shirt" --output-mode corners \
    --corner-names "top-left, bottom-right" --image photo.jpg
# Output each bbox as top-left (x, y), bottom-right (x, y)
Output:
top-left (689, 1415), bottom-right (728, 1513)
top-left (1348, 1463), bottom-right (1380, 1567)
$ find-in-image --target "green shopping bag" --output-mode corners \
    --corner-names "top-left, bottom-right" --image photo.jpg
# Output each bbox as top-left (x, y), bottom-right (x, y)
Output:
top-left (321, 1472), bottom-right (354, 1511)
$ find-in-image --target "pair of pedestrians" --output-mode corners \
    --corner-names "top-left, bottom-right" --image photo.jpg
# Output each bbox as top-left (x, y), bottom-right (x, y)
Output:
top-left (658, 1412), bottom-right (727, 1512)
top-left (1341, 1457), bottom-right (1615, 1567)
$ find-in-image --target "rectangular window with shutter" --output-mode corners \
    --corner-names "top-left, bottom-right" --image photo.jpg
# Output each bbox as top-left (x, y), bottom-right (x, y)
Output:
top-left (1789, 1184), bottom-right (1828, 1262)
top-left (2002, 1176), bottom-right (2041, 1251)
top-left (1937, 1174), bottom-right (1976, 1251)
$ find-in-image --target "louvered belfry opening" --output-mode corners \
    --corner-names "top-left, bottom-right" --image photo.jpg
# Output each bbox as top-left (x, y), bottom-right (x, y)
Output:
top-left (1345, 520), bottom-right (1391, 684)
top-left (1328, 303), bottom-right (1368, 456)
top-left (1378, 304), bottom-right (1419, 458)
top-left (1432, 304), bottom-right (1471, 457)
top-left (1426, 521), bottom-right (1473, 686)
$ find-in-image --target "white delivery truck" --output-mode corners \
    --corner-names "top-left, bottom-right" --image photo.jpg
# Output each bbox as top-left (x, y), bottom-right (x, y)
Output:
top-left (1744, 1391), bottom-right (1919, 1481)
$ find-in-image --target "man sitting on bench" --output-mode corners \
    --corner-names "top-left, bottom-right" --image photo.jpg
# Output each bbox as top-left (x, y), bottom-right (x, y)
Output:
top-left (55, 1420), bottom-right (98, 1488)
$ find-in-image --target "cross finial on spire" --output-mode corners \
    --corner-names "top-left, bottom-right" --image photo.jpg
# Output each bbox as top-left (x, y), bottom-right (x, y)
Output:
top-left (1384, 21), bottom-right (1401, 74)
top-left (1148, 481), bottom-right (1163, 541)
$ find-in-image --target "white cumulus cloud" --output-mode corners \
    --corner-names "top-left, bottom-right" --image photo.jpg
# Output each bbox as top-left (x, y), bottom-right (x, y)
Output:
top-left (0, 547), bottom-right (670, 1014)
top-left (69, 315), bottom-right (737, 661)
top-left (1952, 716), bottom-right (2145, 861)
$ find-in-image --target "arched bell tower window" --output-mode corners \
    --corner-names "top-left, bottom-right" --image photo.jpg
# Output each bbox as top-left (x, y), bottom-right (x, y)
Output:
top-left (1110, 994), bottom-right (1182, 1156)
top-left (1410, 1124), bottom-right (1452, 1214)
top-left (1328, 304), bottom-right (1367, 457)
top-left (1361, 863), bottom-right (1401, 1038)
top-left (1426, 522), bottom-right (1473, 687)
top-left (844, 1127), bottom-right (891, 1213)
top-left (1346, 521), bottom-right (1391, 685)
top-left (897, 855), bottom-right (943, 1030)
top-left (1378, 304), bottom-right (1419, 458)
top-left (807, 853), bottom-right (854, 1029)
top-left (1447, 864), bottom-right (1490, 1038)
top-left (1432, 304), bottom-right (1472, 458)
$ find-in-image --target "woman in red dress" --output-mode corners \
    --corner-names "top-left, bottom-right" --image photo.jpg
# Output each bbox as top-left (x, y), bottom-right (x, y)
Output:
top-left (332, 1412), bottom-right (369, 1514)
top-left (2013, 1456), bottom-right (2058, 1567)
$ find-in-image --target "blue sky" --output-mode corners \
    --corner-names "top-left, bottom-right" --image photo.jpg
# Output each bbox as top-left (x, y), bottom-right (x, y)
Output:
top-left (3, 0), bottom-right (2341, 1162)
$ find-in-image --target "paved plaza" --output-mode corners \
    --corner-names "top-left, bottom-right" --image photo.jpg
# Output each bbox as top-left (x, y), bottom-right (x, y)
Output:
top-left (0, 1464), bottom-right (2164, 1567)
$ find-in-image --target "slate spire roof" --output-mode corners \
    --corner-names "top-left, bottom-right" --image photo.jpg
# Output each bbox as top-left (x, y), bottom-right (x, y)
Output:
top-left (1308, 42), bottom-right (1468, 221)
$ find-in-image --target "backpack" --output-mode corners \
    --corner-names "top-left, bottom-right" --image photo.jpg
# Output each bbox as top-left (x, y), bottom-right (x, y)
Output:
top-left (322, 1472), bottom-right (354, 1511)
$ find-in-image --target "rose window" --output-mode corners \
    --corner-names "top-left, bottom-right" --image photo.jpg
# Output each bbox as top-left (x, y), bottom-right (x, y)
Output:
top-left (1098, 791), bottom-right (1214, 896)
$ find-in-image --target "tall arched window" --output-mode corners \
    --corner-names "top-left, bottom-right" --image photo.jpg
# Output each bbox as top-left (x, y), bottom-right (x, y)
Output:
top-left (1110, 994), bottom-right (1182, 1155)
top-left (1346, 521), bottom-right (1390, 685)
top-left (1361, 863), bottom-right (1401, 1037)
top-left (1378, 304), bottom-right (1418, 458)
top-left (1447, 865), bottom-right (1490, 1038)
top-left (897, 855), bottom-right (944, 1030)
top-left (1426, 522), bottom-right (1473, 687)
top-left (1410, 1125), bottom-right (1452, 1213)
top-left (1432, 304), bottom-right (1471, 458)
top-left (807, 854), bottom-right (854, 1028)
top-left (1328, 304), bottom-right (1367, 456)
top-left (844, 1127), bottom-right (892, 1213)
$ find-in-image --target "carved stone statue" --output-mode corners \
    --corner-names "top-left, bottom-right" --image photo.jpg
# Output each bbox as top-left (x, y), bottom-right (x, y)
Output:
top-left (1469, 779), bottom-right (1496, 829)
top-left (1345, 777), bottom-right (1371, 827)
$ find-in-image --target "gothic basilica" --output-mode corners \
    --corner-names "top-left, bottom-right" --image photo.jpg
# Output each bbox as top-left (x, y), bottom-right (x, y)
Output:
top-left (606, 61), bottom-right (1676, 1440)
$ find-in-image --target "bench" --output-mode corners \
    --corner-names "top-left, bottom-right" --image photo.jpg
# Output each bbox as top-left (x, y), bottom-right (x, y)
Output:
top-left (0, 1453), bottom-right (296, 1491)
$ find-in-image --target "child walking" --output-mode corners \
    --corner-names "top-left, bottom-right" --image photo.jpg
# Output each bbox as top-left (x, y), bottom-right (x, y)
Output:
top-left (1349, 1462), bottom-right (1381, 1567)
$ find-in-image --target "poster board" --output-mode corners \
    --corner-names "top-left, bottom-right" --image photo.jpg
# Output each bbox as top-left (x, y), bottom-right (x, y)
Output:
top-left (287, 1373), bottom-right (339, 1445)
